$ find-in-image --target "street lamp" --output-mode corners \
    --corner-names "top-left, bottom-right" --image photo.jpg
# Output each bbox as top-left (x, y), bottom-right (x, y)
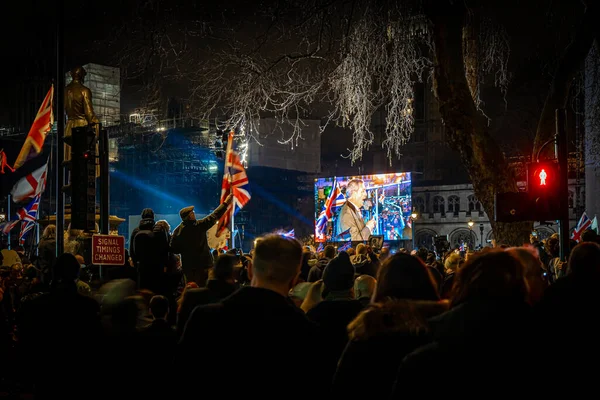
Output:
top-left (468, 219), bottom-right (474, 229)
top-left (411, 208), bottom-right (418, 251)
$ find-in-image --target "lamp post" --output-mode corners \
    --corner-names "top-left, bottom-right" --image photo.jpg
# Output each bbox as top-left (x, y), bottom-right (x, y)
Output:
top-left (479, 223), bottom-right (484, 248)
top-left (411, 208), bottom-right (418, 250)
top-left (467, 219), bottom-right (474, 250)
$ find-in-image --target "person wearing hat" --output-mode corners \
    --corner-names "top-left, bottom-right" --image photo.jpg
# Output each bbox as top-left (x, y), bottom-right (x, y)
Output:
top-left (171, 193), bottom-right (233, 286)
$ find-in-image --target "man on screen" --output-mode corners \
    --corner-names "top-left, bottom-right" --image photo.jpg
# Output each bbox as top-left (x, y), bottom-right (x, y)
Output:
top-left (336, 179), bottom-right (376, 241)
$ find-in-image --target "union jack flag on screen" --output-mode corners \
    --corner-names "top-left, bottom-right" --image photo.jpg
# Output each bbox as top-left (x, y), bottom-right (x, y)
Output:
top-left (315, 179), bottom-right (346, 240)
top-left (216, 131), bottom-right (251, 237)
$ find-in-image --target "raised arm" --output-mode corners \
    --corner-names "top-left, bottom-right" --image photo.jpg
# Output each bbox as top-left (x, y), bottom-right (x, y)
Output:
top-left (197, 194), bottom-right (234, 229)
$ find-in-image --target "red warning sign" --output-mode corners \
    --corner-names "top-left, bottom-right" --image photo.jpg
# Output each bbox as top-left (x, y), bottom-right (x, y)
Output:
top-left (91, 234), bottom-right (125, 265)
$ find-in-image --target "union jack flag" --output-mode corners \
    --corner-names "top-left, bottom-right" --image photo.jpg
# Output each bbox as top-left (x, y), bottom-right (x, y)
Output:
top-left (315, 179), bottom-right (346, 240)
top-left (13, 86), bottom-right (54, 170)
top-left (0, 194), bottom-right (41, 241)
top-left (572, 212), bottom-right (592, 243)
top-left (316, 242), bottom-right (324, 253)
top-left (1, 219), bottom-right (20, 235)
top-left (216, 131), bottom-right (251, 237)
top-left (338, 241), bottom-right (352, 252)
top-left (18, 194), bottom-right (41, 244)
top-left (281, 229), bottom-right (295, 238)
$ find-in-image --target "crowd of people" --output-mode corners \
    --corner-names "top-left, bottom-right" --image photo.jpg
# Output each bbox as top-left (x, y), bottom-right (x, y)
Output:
top-left (1, 204), bottom-right (600, 398)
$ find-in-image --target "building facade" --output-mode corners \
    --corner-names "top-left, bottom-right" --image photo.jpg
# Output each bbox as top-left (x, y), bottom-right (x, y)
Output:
top-left (412, 180), bottom-right (585, 251)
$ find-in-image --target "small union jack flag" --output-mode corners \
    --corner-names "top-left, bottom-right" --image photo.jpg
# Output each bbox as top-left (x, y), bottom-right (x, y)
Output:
top-left (216, 131), bottom-right (251, 237)
top-left (338, 241), bottom-right (352, 252)
top-left (281, 229), bottom-right (295, 238)
top-left (572, 212), bottom-right (592, 243)
top-left (1, 219), bottom-right (20, 235)
top-left (18, 194), bottom-right (41, 244)
top-left (0, 194), bottom-right (41, 242)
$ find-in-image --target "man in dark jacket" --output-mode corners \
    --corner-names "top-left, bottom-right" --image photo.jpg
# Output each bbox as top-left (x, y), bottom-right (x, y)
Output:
top-left (176, 253), bottom-right (239, 335)
top-left (170, 194), bottom-right (233, 286)
top-left (130, 208), bottom-right (169, 294)
top-left (177, 234), bottom-right (325, 399)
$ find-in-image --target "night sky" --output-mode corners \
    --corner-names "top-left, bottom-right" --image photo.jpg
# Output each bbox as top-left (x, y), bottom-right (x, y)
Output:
top-left (0, 0), bottom-right (587, 166)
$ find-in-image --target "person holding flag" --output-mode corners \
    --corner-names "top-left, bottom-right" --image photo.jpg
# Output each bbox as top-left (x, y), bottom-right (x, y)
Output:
top-left (171, 194), bottom-right (233, 287)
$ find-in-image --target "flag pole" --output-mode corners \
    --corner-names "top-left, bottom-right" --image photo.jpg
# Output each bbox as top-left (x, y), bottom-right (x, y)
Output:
top-left (231, 199), bottom-right (235, 250)
top-left (36, 220), bottom-right (40, 255)
top-left (224, 130), bottom-right (234, 250)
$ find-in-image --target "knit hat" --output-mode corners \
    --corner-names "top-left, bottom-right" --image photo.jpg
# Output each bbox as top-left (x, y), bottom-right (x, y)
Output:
top-left (322, 252), bottom-right (355, 291)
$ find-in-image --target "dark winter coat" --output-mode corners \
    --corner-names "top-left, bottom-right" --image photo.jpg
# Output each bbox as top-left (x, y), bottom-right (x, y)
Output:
top-left (332, 300), bottom-right (448, 399)
top-left (170, 202), bottom-right (229, 272)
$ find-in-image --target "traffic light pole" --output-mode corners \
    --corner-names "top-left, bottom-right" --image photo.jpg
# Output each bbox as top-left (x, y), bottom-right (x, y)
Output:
top-left (556, 109), bottom-right (570, 262)
top-left (99, 128), bottom-right (109, 235)
top-left (55, 3), bottom-right (65, 256)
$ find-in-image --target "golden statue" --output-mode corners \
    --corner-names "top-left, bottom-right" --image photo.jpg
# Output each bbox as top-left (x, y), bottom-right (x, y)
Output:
top-left (64, 66), bottom-right (100, 176)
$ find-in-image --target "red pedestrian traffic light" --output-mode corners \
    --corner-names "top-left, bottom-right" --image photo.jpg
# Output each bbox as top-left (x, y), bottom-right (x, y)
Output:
top-left (526, 161), bottom-right (560, 221)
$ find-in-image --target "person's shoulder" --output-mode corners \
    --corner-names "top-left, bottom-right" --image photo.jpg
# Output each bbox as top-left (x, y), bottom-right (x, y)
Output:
top-left (188, 301), bottom-right (226, 320)
top-left (183, 287), bottom-right (210, 301)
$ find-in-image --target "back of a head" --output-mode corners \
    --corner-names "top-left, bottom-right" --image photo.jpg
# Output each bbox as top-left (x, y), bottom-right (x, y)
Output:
top-left (373, 253), bottom-right (439, 302)
top-left (324, 245), bottom-right (336, 259)
top-left (322, 254), bottom-right (355, 292)
top-left (43, 224), bottom-right (56, 240)
top-left (149, 295), bottom-right (169, 318)
top-left (451, 249), bottom-right (527, 307)
top-left (155, 219), bottom-right (170, 232)
top-left (426, 253), bottom-right (435, 265)
top-left (213, 253), bottom-right (237, 281)
top-left (581, 229), bottom-right (599, 244)
top-left (354, 275), bottom-right (377, 299)
top-left (141, 208), bottom-right (154, 219)
top-left (444, 253), bottom-right (461, 272)
top-left (253, 234), bottom-right (303, 283)
top-left (53, 253), bottom-right (81, 282)
top-left (546, 237), bottom-right (560, 257)
top-left (416, 247), bottom-right (428, 262)
top-left (356, 243), bottom-right (367, 255)
top-left (568, 241), bottom-right (600, 276)
top-left (506, 247), bottom-right (542, 279)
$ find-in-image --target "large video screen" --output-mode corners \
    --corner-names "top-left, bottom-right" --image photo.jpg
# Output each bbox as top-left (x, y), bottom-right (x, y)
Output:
top-left (314, 173), bottom-right (412, 242)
